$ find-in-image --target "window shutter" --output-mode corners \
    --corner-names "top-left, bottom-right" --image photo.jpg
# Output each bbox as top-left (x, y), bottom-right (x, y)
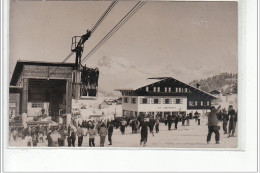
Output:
top-left (180, 99), bottom-right (183, 104)
top-left (163, 99), bottom-right (165, 104)
top-left (159, 98), bottom-right (161, 104)
top-left (140, 98), bottom-right (143, 104)
top-left (173, 99), bottom-right (176, 104)
top-left (151, 98), bottom-right (154, 104)
top-left (170, 99), bottom-right (173, 104)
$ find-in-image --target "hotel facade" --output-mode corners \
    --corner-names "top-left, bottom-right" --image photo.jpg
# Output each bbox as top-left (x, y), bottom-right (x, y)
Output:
top-left (116, 77), bottom-right (217, 117)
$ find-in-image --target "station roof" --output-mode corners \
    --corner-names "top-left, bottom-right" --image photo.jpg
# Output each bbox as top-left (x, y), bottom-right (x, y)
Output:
top-left (115, 77), bottom-right (217, 99)
top-left (10, 60), bottom-right (75, 85)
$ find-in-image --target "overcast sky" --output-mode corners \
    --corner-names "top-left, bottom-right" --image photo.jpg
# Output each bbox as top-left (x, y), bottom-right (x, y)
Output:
top-left (9, 0), bottom-right (238, 82)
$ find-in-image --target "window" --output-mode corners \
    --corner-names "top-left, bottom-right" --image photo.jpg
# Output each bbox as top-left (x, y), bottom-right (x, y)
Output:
top-left (189, 101), bottom-right (194, 106)
top-left (176, 99), bottom-right (183, 104)
top-left (175, 88), bottom-right (178, 92)
top-left (179, 88), bottom-right (182, 92)
top-left (207, 101), bottom-right (210, 106)
top-left (164, 98), bottom-right (171, 104)
top-left (140, 98), bottom-right (149, 104)
top-left (123, 97), bottom-right (128, 103)
top-left (153, 98), bottom-right (160, 104)
top-left (32, 103), bottom-right (44, 108)
top-left (146, 87), bottom-right (149, 92)
top-left (185, 88), bottom-right (188, 92)
top-left (195, 101), bottom-right (198, 106)
top-left (165, 87), bottom-right (167, 92)
top-left (153, 87), bottom-right (156, 92)
top-left (157, 87), bottom-right (160, 92)
top-left (131, 98), bottom-right (136, 104)
top-left (201, 101), bottom-right (204, 106)
top-left (168, 87), bottom-right (171, 92)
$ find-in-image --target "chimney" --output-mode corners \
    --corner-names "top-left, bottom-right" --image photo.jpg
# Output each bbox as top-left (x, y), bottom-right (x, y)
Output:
top-left (196, 83), bottom-right (200, 89)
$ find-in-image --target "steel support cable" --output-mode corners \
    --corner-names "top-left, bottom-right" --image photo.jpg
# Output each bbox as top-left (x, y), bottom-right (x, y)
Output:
top-left (81, 1), bottom-right (146, 63)
top-left (49, 1), bottom-right (118, 77)
top-left (63, 1), bottom-right (146, 80)
top-left (91, 0), bottom-right (118, 34)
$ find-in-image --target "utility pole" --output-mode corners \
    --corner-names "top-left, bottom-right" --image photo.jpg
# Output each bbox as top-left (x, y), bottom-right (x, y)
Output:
top-left (71, 30), bottom-right (91, 100)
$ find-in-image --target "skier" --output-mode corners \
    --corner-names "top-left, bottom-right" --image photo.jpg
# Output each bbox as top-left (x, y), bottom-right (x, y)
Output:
top-left (228, 105), bottom-right (237, 137)
top-left (108, 122), bottom-right (113, 145)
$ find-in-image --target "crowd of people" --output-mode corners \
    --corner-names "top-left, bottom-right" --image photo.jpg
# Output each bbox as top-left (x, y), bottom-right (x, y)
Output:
top-left (9, 105), bottom-right (237, 147)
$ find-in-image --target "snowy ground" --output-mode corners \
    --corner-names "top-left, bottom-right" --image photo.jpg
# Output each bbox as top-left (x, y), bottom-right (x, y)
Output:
top-left (9, 118), bottom-right (237, 148)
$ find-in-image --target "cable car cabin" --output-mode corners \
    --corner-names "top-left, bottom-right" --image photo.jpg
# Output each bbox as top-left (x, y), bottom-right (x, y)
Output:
top-left (80, 66), bottom-right (99, 98)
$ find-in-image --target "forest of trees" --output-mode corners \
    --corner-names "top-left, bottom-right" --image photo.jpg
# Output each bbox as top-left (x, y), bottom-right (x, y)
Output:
top-left (189, 73), bottom-right (238, 94)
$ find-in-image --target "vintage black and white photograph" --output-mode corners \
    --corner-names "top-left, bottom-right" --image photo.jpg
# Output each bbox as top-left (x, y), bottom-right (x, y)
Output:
top-left (8, 0), bottom-right (238, 148)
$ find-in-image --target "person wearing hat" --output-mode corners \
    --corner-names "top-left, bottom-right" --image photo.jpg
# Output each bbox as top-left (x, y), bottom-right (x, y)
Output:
top-left (207, 105), bottom-right (221, 144)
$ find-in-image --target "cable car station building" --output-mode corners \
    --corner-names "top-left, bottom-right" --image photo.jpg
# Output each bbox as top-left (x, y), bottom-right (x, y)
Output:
top-left (10, 61), bottom-right (75, 121)
top-left (116, 77), bottom-right (217, 117)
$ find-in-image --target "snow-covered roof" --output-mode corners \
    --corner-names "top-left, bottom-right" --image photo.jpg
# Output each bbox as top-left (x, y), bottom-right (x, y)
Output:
top-left (115, 77), bottom-right (217, 99)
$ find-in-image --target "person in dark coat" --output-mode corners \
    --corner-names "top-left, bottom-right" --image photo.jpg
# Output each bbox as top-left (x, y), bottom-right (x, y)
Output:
top-left (149, 117), bottom-right (155, 135)
top-left (222, 108), bottom-right (229, 134)
top-left (164, 115), bottom-right (168, 126)
top-left (108, 123), bottom-right (113, 145)
top-left (181, 114), bottom-right (186, 126)
top-left (70, 129), bottom-right (76, 147)
top-left (174, 114), bottom-right (179, 130)
top-left (194, 111), bottom-right (199, 123)
top-left (228, 105), bottom-right (237, 137)
top-left (207, 105), bottom-right (221, 144)
top-left (167, 114), bottom-right (173, 130)
top-left (139, 119), bottom-right (149, 147)
top-left (155, 117), bottom-right (160, 133)
top-left (47, 130), bottom-right (52, 147)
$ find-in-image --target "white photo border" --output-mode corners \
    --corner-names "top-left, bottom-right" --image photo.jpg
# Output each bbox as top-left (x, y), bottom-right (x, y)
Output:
top-left (1, 0), bottom-right (259, 172)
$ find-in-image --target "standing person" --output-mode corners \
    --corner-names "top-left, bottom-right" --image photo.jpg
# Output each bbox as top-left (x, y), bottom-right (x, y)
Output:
top-left (32, 134), bottom-right (38, 147)
top-left (207, 105), bottom-right (221, 144)
top-left (86, 126), bottom-right (97, 147)
top-left (120, 119), bottom-right (127, 135)
top-left (222, 108), bottom-right (229, 134)
top-left (194, 111), bottom-right (199, 123)
top-left (46, 130), bottom-right (52, 147)
top-left (99, 123), bottom-right (108, 147)
top-left (140, 118), bottom-right (149, 147)
top-left (59, 128), bottom-right (66, 147)
top-left (130, 119), bottom-right (135, 134)
top-left (186, 114), bottom-right (190, 126)
top-left (228, 105), bottom-right (237, 137)
top-left (181, 114), bottom-right (186, 126)
top-left (167, 114), bottom-right (173, 130)
top-left (70, 129), bottom-right (76, 147)
top-left (164, 115), bottom-right (168, 126)
top-left (51, 129), bottom-right (61, 147)
top-left (108, 123), bottom-right (113, 145)
top-left (149, 116), bottom-right (155, 135)
top-left (197, 113), bottom-right (201, 125)
top-left (76, 126), bottom-right (84, 147)
top-left (174, 114), bottom-right (179, 130)
top-left (96, 122), bottom-right (101, 134)
top-left (155, 116), bottom-right (160, 133)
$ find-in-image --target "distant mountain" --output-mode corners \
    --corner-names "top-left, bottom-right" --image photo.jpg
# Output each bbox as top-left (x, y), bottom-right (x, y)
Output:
top-left (189, 73), bottom-right (238, 94)
top-left (88, 56), bottom-right (237, 97)
top-left (93, 56), bottom-right (153, 96)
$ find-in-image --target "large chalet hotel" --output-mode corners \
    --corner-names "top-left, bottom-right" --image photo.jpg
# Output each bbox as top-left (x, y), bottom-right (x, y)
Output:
top-left (116, 77), bottom-right (217, 117)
